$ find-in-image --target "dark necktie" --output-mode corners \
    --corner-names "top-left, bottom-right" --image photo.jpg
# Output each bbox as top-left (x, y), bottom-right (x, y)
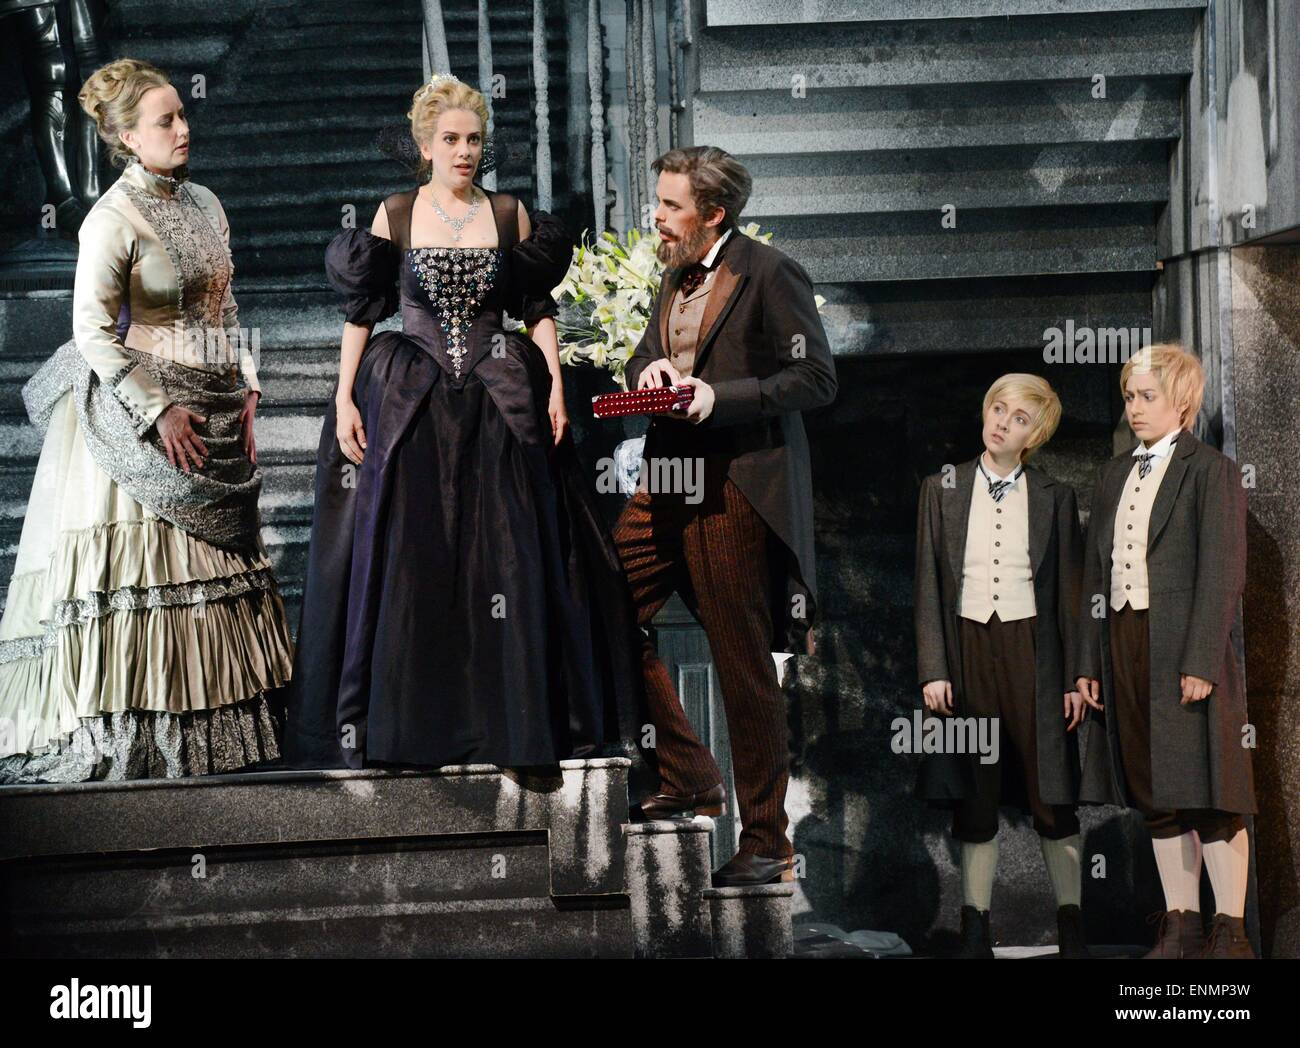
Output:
top-left (1137, 452), bottom-right (1156, 479)
top-left (679, 263), bottom-right (708, 299)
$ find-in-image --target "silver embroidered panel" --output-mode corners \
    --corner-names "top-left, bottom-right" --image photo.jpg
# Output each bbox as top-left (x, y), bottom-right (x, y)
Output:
top-left (23, 339), bottom-right (264, 552)
top-left (0, 696), bottom-right (281, 784)
top-left (117, 177), bottom-right (231, 339)
top-left (408, 247), bottom-right (500, 378)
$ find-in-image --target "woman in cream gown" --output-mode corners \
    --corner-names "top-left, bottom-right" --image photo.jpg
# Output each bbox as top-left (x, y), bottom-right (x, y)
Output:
top-left (0, 59), bottom-right (293, 783)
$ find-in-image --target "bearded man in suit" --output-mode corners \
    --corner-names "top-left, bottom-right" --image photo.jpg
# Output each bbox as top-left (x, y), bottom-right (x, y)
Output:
top-left (614, 146), bottom-right (837, 887)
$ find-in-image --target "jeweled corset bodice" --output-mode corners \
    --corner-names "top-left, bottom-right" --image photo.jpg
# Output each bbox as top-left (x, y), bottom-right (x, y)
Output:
top-left (404, 246), bottom-right (502, 379)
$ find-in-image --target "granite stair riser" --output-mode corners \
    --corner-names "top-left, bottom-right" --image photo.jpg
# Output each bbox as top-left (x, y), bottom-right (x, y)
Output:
top-left (743, 206), bottom-right (1160, 283)
top-left (706, 0), bottom-right (1206, 25)
top-left (704, 886), bottom-right (796, 959)
top-left (0, 760), bottom-right (636, 959)
top-left (249, 38), bottom-right (570, 79)
top-left (697, 9), bottom-right (1200, 91)
top-left (624, 821), bottom-right (715, 959)
top-left (692, 78), bottom-right (1185, 157)
top-left (7, 903), bottom-right (632, 960)
top-left (743, 143), bottom-right (1171, 218)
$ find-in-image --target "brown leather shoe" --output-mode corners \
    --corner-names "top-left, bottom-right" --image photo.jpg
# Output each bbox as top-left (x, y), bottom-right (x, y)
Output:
top-left (637, 783), bottom-right (726, 820)
top-left (710, 851), bottom-right (794, 887)
top-left (1143, 909), bottom-right (1205, 958)
top-left (1194, 914), bottom-right (1256, 959)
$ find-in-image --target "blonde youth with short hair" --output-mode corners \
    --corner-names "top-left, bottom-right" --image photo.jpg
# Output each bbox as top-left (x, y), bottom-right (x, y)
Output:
top-left (982, 373), bottom-right (1062, 460)
top-left (1120, 342), bottom-right (1205, 428)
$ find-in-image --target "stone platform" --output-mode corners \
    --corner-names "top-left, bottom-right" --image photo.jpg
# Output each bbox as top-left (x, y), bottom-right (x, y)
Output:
top-left (0, 759), bottom-right (791, 959)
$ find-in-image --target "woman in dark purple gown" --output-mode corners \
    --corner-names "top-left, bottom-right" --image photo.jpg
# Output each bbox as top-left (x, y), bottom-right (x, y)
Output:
top-left (282, 77), bottom-right (646, 778)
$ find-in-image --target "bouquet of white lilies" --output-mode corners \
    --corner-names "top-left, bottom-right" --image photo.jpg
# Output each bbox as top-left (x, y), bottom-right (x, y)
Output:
top-left (551, 222), bottom-right (822, 389)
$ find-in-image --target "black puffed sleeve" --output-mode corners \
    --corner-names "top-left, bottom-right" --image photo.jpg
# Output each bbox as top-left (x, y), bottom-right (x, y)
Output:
top-left (511, 209), bottom-right (573, 327)
top-left (324, 227), bottom-right (399, 327)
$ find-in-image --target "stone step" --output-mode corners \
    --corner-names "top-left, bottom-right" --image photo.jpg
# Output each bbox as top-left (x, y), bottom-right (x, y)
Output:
top-left (245, 36), bottom-right (568, 80)
top-left (816, 270), bottom-right (1154, 355)
top-left (744, 204), bottom-right (1159, 284)
top-left (706, 0), bottom-right (1205, 26)
top-left (109, 0), bottom-right (267, 32)
top-left (698, 9), bottom-right (1199, 91)
top-left (253, 2), bottom-right (533, 37)
top-left (195, 101), bottom-right (549, 148)
top-left (743, 141), bottom-right (1170, 219)
top-left (245, 0), bottom-right (424, 30)
top-left (703, 884), bottom-right (795, 959)
top-left (0, 759), bottom-right (635, 959)
top-left (693, 77), bottom-right (1183, 158)
top-left (624, 819), bottom-right (715, 959)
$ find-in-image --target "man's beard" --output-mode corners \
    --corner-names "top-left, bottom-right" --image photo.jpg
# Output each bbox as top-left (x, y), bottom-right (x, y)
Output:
top-left (656, 218), bottom-right (716, 269)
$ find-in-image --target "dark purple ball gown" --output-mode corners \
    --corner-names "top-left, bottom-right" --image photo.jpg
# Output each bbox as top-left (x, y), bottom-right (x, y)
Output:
top-left (282, 188), bottom-right (648, 778)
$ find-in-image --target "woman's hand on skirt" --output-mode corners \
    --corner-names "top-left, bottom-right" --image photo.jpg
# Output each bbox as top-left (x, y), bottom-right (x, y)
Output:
top-left (548, 384), bottom-right (569, 447)
top-left (240, 390), bottom-right (260, 465)
top-left (336, 397), bottom-right (367, 465)
top-left (156, 404), bottom-right (208, 473)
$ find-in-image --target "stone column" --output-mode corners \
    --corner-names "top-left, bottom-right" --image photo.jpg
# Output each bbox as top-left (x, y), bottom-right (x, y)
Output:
top-left (1230, 243), bottom-right (1300, 959)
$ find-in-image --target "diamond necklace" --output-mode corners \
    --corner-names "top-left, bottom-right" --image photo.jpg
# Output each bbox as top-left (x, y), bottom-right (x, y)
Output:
top-left (427, 187), bottom-right (483, 243)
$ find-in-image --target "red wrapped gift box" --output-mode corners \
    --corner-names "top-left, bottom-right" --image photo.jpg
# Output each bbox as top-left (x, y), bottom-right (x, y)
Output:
top-left (591, 384), bottom-right (695, 419)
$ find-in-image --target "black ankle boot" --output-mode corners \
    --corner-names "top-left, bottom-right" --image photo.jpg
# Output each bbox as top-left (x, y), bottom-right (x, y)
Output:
top-left (956, 905), bottom-right (994, 958)
top-left (1056, 904), bottom-right (1091, 959)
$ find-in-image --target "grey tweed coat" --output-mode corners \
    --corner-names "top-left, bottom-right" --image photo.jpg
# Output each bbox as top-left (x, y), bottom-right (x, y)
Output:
top-left (1076, 429), bottom-right (1255, 814)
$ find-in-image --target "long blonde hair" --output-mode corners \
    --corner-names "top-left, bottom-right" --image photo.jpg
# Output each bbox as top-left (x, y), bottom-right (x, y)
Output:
top-left (78, 58), bottom-right (171, 168)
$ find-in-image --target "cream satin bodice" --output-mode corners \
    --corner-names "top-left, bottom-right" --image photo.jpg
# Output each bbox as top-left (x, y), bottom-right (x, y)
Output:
top-left (72, 159), bottom-right (260, 434)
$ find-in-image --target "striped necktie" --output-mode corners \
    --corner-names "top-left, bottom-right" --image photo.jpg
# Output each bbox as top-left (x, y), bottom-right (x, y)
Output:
top-left (979, 460), bottom-right (1020, 503)
top-left (1137, 452), bottom-right (1156, 479)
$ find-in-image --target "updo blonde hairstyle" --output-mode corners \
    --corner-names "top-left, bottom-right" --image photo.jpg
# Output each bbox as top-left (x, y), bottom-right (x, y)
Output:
top-left (408, 77), bottom-right (489, 182)
top-left (78, 58), bottom-right (171, 168)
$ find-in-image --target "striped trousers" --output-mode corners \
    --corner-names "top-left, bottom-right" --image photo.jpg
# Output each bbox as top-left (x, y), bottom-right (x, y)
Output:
top-left (612, 473), bottom-right (793, 858)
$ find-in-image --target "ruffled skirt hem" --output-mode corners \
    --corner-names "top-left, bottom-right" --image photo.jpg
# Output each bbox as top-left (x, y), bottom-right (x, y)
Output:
top-left (0, 582), bottom-right (295, 756)
top-left (0, 692), bottom-right (281, 785)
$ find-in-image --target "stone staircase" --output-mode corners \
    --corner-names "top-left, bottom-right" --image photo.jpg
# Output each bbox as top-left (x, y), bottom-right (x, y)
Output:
top-left (101, 0), bottom-right (580, 288)
top-left (691, 0), bottom-right (1204, 356)
top-left (0, 760), bottom-right (793, 959)
top-left (0, 0), bottom-right (597, 629)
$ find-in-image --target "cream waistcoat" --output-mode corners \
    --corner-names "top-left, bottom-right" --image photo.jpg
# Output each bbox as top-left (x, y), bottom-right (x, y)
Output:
top-left (960, 463), bottom-right (1036, 622)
